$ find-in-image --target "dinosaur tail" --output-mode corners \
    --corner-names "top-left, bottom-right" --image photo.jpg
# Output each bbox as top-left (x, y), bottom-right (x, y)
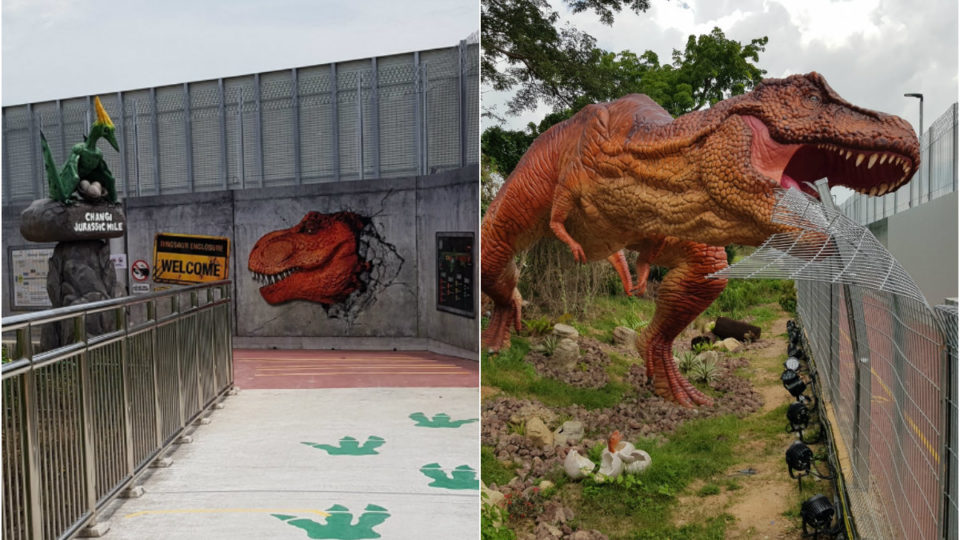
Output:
top-left (39, 132), bottom-right (64, 201)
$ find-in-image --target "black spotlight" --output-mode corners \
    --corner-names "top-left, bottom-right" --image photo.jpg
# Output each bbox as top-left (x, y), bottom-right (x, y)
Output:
top-left (787, 401), bottom-right (821, 444)
top-left (781, 368), bottom-right (807, 399)
top-left (800, 494), bottom-right (841, 537)
top-left (786, 441), bottom-right (835, 491)
top-left (786, 440), bottom-right (813, 476)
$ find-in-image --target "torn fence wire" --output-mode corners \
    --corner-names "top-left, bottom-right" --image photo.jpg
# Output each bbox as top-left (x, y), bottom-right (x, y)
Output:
top-left (709, 188), bottom-right (929, 307)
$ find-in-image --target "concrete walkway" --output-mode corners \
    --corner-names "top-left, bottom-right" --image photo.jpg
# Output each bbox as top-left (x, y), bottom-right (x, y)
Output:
top-left (100, 351), bottom-right (479, 539)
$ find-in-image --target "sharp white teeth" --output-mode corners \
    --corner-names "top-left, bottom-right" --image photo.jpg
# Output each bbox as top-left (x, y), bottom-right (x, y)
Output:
top-left (880, 155), bottom-right (888, 165)
top-left (867, 154), bottom-right (877, 169)
top-left (856, 154), bottom-right (865, 167)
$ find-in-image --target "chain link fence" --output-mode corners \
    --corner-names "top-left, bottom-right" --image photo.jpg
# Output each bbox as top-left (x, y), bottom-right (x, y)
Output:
top-left (2, 37), bottom-right (479, 203)
top-left (714, 187), bottom-right (957, 539)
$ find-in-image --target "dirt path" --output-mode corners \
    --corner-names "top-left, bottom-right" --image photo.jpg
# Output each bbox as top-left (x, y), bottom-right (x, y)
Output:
top-left (673, 315), bottom-right (833, 538)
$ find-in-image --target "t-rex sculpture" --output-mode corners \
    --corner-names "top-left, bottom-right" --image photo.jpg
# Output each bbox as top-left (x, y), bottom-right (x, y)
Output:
top-left (248, 211), bottom-right (370, 305)
top-left (482, 72), bottom-right (920, 407)
top-left (40, 96), bottom-right (120, 204)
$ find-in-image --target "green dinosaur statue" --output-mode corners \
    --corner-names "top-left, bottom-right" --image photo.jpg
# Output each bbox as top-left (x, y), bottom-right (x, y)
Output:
top-left (40, 96), bottom-right (120, 204)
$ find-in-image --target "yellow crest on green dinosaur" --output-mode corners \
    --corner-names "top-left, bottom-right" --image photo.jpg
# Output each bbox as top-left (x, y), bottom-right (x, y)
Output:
top-left (93, 96), bottom-right (114, 129)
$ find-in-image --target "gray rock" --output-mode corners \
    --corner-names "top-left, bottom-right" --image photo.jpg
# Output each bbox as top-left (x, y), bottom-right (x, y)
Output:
top-left (553, 420), bottom-right (585, 446)
top-left (695, 350), bottom-right (722, 365)
top-left (525, 417), bottom-right (554, 447)
top-left (42, 240), bottom-right (118, 349)
top-left (20, 198), bottom-right (125, 242)
top-left (612, 326), bottom-right (638, 346)
top-left (553, 323), bottom-right (579, 340)
top-left (553, 337), bottom-right (580, 370)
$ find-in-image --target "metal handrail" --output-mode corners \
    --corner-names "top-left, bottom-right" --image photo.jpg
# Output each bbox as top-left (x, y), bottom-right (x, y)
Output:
top-left (1, 280), bottom-right (234, 539)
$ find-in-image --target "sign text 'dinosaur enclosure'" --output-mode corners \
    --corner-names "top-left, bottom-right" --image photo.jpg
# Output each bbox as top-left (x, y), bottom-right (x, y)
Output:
top-left (153, 233), bottom-right (230, 285)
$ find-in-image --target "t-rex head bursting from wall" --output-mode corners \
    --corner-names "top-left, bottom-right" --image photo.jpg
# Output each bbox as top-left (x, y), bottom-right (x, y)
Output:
top-left (249, 212), bottom-right (368, 306)
top-left (481, 72), bottom-right (919, 408)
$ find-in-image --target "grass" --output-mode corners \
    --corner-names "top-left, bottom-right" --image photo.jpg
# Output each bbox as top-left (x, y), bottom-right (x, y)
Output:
top-left (482, 446), bottom-right (516, 486)
top-left (571, 415), bottom-right (744, 537)
top-left (705, 279), bottom-right (794, 322)
top-left (481, 336), bottom-right (630, 409)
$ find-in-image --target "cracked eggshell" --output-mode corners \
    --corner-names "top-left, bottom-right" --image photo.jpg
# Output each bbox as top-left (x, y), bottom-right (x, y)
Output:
top-left (623, 448), bottom-right (652, 474)
top-left (563, 450), bottom-right (596, 480)
top-left (597, 448), bottom-right (624, 478)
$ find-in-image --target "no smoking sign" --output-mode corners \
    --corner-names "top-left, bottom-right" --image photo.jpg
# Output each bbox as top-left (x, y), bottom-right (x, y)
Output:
top-left (131, 260), bottom-right (150, 282)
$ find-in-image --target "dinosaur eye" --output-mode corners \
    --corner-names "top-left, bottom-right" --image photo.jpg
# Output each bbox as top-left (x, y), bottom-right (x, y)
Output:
top-left (807, 94), bottom-right (821, 104)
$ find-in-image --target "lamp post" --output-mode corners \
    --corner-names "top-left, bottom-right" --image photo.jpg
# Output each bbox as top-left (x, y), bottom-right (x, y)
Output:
top-left (904, 93), bottom-right (924, 205)
top-left (904, 93), bottom-right (924, 137)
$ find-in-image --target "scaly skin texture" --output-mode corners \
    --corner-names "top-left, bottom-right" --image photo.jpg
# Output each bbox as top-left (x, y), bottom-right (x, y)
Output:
top-left (482, 72), bottom-right (920, 407)
top-left (248, 212), bottom-right (369, 305)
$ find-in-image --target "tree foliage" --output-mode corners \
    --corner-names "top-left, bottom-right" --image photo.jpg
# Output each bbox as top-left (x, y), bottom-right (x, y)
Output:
top-left (483, 17), bottom-right (769, 178)
top-left (482, 0), bottom-right (651, 116)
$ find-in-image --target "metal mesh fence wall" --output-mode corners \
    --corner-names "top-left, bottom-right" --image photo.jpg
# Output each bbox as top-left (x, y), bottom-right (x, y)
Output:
top-left (2, 40), bottom-right (479, 203)
top-left (717, 188), bottom-right (958, 538)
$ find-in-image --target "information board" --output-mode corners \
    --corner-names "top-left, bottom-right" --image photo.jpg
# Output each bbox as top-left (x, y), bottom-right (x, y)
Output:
top-left (153, 233), bottom-right (231, 285)
top-left (436, 232), bottom-right (475, 318)
top-left (8, 246), bottom-right (54, 310)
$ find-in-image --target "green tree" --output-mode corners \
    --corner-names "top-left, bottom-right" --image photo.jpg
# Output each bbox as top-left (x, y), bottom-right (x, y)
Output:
top-left (483, 27), bottom-right (769, 176)
top-left (482, 0), bottom-right (651, 116)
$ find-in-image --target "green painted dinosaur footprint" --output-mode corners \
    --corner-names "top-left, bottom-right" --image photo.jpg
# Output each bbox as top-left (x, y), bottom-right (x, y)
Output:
top-left (302, 436), bottom-right (385, 455)
top-left (272, 504), bottom-right (389, 539)
top-left (409, 412), bottom-right (478, 428)
top-left (420, 463), bottom-right (479, 490)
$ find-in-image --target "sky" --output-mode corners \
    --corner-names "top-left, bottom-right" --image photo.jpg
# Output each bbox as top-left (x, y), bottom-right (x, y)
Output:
top-left (483, 0), bottom-right (958, 140)
top-left (2, 0), bottom-right (479, 106)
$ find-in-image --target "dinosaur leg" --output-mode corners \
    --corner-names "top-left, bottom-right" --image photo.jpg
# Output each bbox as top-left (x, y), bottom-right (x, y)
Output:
top-left (638, 239), bottom-right (727, 407)
top-left (481, 232), bottom-right (523, 351)
top-left (607, 251), bottom-right (634, 296)
top-left (90, 162), bottom-right (118, 203)
top-left (549, 186), bottom-right (587, 263)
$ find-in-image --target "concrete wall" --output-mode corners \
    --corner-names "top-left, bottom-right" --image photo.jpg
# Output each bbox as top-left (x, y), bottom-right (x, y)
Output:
top-left (2, 166), bottom-right (478, 358)
top-left (882, 191), bottom-right (958, 305)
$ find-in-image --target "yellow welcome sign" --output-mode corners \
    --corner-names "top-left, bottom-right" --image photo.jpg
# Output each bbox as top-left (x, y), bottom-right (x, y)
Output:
top-left (153, 233), bottom-right (230, 285)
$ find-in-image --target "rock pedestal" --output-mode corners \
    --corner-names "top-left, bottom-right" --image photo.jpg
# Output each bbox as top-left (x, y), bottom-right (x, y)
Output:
top-left (21, 200), bottom-right (125, 349)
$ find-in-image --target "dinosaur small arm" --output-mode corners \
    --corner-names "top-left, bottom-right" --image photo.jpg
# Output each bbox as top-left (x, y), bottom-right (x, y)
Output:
top-left (481, 72), bottom-right (920, 407)
top-left (248, 211), bottom-right (370, 305)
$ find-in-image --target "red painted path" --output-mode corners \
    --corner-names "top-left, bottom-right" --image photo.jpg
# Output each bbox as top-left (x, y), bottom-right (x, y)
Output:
top-left (232, 349), bottom-right (479, 389)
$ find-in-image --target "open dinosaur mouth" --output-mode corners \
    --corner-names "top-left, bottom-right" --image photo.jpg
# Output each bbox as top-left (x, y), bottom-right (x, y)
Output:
top-left (744, 115), bottom-right (917, 199)
top-left (252, 267), bottom-right (302, 290)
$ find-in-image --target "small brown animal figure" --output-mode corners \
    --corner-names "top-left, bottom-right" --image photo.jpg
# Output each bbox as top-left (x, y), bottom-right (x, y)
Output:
top-left (481, 72), bottom-right (919, 407)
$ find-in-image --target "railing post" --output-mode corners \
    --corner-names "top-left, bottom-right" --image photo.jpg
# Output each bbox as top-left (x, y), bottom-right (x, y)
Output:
top-left (76, 312), bottom-right (109, 535)
top-left (292, 68), bottom-right (302, 185)
top-left (117, 306), bottom-right (136, 480)
top-left (18, 326), bottom-right (44, 539)
top-left (191, 291), bottom-right (203, 414)
top-left (148, 300), bottom-right (163, 449)
top-left (172, 294), bottom-right (185, 429)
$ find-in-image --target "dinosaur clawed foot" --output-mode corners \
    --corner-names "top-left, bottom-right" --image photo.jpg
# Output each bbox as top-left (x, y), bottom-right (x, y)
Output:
top-left (482, 289), bottom-right (523, 352)
top-left (643, 339), bottom-right (714, 408)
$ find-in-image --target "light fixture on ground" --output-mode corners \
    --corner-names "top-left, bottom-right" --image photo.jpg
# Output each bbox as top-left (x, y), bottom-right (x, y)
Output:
top-left (800, 493), bottom-right (841, 538)
top-left (784, 356), bottom-right (801, 372)
top-left (787, 401), bottom-right (820, 444)
top-left (781, 368), bottom-right (806, 398)
top-left (785, 440), bottom-right (835, 491)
